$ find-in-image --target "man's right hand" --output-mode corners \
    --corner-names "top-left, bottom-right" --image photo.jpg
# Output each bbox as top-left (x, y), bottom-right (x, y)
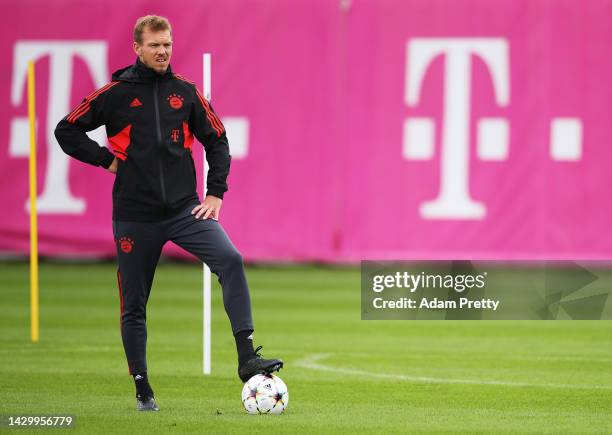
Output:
top-left (107, 157), bottom-right (118, 174)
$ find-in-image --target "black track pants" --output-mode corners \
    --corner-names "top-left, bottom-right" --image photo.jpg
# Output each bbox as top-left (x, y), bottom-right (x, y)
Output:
top-left (113, 205), bottom-right (253, 375)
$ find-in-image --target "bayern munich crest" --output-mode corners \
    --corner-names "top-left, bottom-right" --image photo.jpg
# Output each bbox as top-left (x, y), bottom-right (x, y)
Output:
top-left (167, 93), bottom-right (184, 109)
top-left (118, 236), bottom-right (134, 254)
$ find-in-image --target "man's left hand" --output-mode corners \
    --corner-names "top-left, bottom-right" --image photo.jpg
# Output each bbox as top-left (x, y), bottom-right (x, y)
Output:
top-left (192, 195), bottom-right (222, 220)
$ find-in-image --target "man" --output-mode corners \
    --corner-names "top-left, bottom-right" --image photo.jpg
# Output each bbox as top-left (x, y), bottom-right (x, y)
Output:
top-left (54, 15), bottom-right (282, 412)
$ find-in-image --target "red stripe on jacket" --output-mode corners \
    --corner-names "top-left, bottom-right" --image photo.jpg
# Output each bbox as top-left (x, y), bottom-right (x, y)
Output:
top-left (183, 121), bottom-right (194, 151)
top-left (195, 89), bottom-right (224, 136)
top-left (175, 74), bottom-right (224, 137)
top-left (67, 81), bottom-right (120, 123)
top-left (108, 124), bottom-right (132, 160)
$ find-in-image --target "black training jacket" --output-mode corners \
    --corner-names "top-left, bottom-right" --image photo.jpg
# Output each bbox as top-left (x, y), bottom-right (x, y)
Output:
top-left (55, 58), bottom-right (230, 222)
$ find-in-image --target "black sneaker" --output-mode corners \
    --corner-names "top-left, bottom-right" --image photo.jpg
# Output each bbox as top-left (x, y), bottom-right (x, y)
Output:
top-left (238, 346), bottom-right (284, 382)
top-left (136, 394), bottom-right (160, 411)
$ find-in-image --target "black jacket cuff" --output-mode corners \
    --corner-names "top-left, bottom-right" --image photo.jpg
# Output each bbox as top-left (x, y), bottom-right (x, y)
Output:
top-left (206, 188), bottom-right (225, 200)
top-left (100, 150), bottom-right (115, 169)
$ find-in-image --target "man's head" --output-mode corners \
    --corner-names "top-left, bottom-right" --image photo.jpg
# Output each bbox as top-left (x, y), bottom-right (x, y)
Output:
top-left (133, 15), bottom-right (173, 74)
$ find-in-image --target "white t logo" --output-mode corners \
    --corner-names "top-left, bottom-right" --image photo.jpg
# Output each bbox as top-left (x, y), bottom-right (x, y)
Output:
top-left (404, 38), bottom-right (510, 219)
top-left (11, 41), bottom-right (109, 214)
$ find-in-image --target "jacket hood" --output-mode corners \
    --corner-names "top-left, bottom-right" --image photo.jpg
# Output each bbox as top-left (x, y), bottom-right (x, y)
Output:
top-left (112, 58), bottom-right (174, 83)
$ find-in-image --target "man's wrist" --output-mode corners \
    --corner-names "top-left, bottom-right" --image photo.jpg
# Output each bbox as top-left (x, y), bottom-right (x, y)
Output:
top-left (206, 190), bottom-right (225, 200)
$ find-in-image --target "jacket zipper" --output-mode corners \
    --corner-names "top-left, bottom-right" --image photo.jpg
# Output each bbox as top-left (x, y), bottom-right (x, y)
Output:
top-left (153, 78), bottom-right (167, 204)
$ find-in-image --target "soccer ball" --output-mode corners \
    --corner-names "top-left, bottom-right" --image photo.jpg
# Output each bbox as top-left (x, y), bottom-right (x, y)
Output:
top-left (241, 374), bottom-right (289, 414)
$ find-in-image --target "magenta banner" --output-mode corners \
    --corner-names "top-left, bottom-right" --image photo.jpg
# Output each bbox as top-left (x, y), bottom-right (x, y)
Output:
top-left (2, 0), bottom-right (611, 261)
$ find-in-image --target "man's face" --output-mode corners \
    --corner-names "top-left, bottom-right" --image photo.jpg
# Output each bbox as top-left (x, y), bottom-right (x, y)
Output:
top-left (133, 27), bottom-right (173, 74)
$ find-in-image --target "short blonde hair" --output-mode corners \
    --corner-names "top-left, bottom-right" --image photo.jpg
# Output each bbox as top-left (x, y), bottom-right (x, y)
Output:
top-left (133, 15), bottom-right (172, 44)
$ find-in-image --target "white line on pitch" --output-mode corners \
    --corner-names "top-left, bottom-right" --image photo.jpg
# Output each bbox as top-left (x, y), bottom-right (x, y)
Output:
top-left (308, 350), bottom-right (612, 363)
top-left (295, 354), bottom-right (612, 390)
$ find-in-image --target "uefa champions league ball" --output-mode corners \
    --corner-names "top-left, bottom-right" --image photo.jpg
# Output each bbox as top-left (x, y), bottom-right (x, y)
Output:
top-left (241, 374), bottom-right (289, 414)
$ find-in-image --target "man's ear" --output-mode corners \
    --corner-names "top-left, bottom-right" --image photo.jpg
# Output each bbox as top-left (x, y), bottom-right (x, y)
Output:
top-left (133, 41), bottom-right (141, 56)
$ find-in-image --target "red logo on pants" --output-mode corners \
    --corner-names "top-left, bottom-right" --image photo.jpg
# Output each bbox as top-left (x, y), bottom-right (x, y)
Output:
top-left (119, 237), bottom-right (134, 254)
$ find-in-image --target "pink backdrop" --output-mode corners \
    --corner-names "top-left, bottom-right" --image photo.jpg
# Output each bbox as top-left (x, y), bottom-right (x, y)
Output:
top-left (2, 0), bottom-right (611, 261)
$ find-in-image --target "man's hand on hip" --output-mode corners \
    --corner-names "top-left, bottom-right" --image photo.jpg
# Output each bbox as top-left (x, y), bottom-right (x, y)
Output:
top-left (192, 195), bottom-right (222, 220)
top-left (107, 157), bottom-right (118, 174)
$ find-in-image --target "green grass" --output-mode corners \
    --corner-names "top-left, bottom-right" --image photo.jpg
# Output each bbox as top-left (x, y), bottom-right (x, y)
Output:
top-left (1, 261), bottom-right (611, 434)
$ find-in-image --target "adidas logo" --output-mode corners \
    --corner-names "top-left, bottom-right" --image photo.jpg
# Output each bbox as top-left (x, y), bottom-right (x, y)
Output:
top-left (129, 98), bottom-right (143, 107)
